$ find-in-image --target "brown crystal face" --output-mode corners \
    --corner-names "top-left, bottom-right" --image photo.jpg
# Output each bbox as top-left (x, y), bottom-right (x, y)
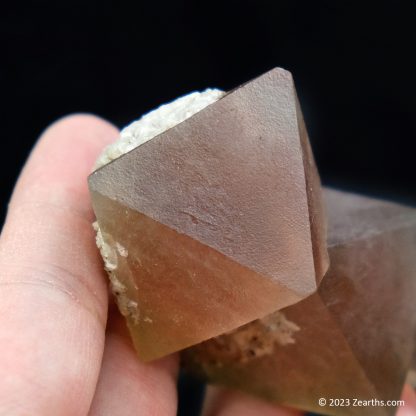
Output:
top-left (296, 97), bottom-right (329, 283)
top-left (182, 189), bottom-right (416, 416)
top-left (89, 68), bottom-right (328, 361)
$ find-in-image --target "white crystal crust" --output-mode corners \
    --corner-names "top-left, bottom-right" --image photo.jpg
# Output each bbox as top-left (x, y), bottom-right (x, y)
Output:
top-left (94, 88), bottom-right (224, 169)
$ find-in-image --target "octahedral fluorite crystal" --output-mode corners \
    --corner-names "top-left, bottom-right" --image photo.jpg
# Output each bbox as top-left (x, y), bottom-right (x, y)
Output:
top-left (182, 189), bottom-right (416, 416)
top-left (88, 68), bottom-right (329, 361)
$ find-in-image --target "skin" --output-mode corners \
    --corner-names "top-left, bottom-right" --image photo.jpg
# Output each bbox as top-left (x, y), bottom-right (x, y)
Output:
top-left (0, 114), bottom-right (415, 416)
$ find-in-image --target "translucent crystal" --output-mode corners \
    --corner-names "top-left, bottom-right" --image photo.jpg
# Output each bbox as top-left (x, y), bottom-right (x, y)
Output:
top-left (182, 189), bottom-right (416, 416)
top-left (88, 68), bottom-right (328, 361)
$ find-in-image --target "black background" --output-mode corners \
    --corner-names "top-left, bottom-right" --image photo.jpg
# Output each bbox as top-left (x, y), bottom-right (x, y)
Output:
top-left (2, 1), bottom-right (416, 227)
top-left (1, 1), bottom-right (415, 413)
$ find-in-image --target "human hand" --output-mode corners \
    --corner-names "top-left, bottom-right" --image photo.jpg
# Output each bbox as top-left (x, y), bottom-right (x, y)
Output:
top-left (0, 115), bottom-right (415, 415)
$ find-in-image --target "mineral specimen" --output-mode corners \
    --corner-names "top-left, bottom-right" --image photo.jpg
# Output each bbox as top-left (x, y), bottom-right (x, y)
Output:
top-left (89, 68), bottom-right (329, 361)
top-left (182, 189), bottom-right (416, 416)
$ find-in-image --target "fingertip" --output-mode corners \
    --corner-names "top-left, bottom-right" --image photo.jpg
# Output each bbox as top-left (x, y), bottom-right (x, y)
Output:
top-left (10, 112), bottom-right (119, 218)
top-left (40, 113), bottom-right (119, 149)
top-left (32, 112), bottom-right (119, 179)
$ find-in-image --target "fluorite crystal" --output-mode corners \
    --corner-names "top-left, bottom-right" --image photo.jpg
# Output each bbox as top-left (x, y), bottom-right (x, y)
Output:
top-left (182, 189), bottom-right (416, 416)
top-left (88, 68), bottom-right (329, 361)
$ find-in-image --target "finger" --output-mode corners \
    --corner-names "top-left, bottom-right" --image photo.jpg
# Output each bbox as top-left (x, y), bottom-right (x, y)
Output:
top-left (89, 305), bottom-right (179, 416)
top-left (398, 384), bottom-right (416, 416)
top-left (0, 114), bottom-right (118, 415)
top-left (202, 386), bottom-right (303, 416)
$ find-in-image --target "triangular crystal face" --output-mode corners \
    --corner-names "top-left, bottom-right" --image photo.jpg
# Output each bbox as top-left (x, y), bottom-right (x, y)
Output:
top-left (89, 68), bottom-right (328, 361)
top-left (182, 189), bottom-right (416, 415)
top-left (90, 191), bottom-right (301, 360)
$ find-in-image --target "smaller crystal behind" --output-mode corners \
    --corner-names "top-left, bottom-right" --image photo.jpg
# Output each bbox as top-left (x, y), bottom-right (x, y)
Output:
top-left (182, 189), bottom-right (416, 416)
